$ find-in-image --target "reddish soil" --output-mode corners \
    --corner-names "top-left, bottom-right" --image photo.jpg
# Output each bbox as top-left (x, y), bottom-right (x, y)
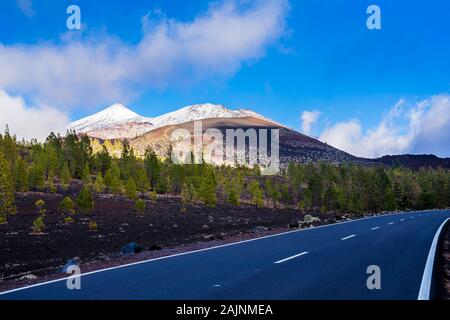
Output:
top-left (0, 187), bottom-right (351, 291)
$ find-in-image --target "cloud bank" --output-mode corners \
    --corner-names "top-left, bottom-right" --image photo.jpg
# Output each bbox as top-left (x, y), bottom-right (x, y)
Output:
top-left (0, 90), bottom-right (69, 141)
top-left (0, 0), bottom-right (288, 108)
top-left (316, 94), bottom-right (450, 158)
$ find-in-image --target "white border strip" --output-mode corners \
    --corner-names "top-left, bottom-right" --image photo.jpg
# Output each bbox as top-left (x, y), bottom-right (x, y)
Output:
top-left (417, 218), bottom-right (450, 300)
top-left (0, 211), bottom-right (440, 296)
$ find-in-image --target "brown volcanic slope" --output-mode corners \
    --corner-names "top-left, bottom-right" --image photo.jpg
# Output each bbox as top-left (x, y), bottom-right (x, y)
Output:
top-left (128, 117), bottom-right (363, 166)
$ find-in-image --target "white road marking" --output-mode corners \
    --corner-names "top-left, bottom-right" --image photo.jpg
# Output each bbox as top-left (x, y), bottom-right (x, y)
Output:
top-left (418, 218), bottom-right (450, 300)
top-left (371, 227), bottom-right (380, 230)
top-left (274, 251), bottom-right (309, 264)
top-left (388, 222), bottom-right (395, 225)
top-left (400, 219), bottom-right (405, 221)
top-left (341, 234), bottom-right (356, 240)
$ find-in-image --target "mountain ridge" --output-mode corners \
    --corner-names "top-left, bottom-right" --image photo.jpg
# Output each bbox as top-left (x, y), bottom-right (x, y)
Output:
top-left (68, 103), bottom-right (283, 140)
top-left (67, 103), bottom-right (450, 169)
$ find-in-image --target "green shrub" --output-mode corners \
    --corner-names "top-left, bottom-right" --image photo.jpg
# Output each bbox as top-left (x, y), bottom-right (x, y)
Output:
top-left (64, 216), bottom-right (74, 224)
top-left (35, 199), bottom-right (46, 215)
top-left (148, 191), bottom-right (157, 202)
top-left (76, 186), bottom-right (94, 213)
top-left (59, 197), bottom-right (75, 215)
top-left (88, 221), bottom-right (98, 231)
top-left (135, 198), bottom-right (146, 214)
top-left (32, 217), bottom-right (45, 233)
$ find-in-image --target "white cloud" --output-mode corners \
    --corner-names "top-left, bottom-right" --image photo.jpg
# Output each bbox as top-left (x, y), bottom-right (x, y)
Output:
top-left (411, 95), bottom-right (450, 156)
top-left (300, 110), bottom-right (321, 135)
top-left (318, 94), bottom-right (450, 158)
top-left (0, 90), bottom-right (69, 141)
top-left (0, 0), bottom-right (288, 108)
top-left (16, 0), bottom-right (35, 17)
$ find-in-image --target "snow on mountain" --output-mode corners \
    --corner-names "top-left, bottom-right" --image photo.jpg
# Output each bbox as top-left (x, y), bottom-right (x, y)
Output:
top-left (68, 102), bottom-right (282, 140)
top-left (68, 103), bottom-right (153, 133)
top-left (150, 103), bottom-right (281, 129)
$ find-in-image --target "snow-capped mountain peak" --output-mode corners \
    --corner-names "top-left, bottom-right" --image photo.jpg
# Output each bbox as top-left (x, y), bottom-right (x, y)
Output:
top-left (101, 103), bottom-right (140, 118)
top-left (151, 103), bottom-right (281, 128)
top-left (68, 102), bottom-right (282, 140)
top-left (68, 103), bottom-right (153, 133)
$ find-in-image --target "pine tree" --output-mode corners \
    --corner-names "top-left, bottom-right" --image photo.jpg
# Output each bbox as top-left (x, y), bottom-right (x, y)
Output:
top-left (76, 185), bottom-right (94, 213)
top-left (60, 162), bottom-right (71, 190)
top-left (93, 173), bottom-right (105, 193)
top-left (42, 144), bottom-right (58, 180)
top-left (59, 197), bottom-right (75, 215)
top-left (47, 178), bottom-right (57, 193)
top-left (110, 161), bottom-right (121, 180)
top-left (199, 169), bottom-right (217, 208)
top-left (97, 145), bottom-right (112, 176)
top-left (303, 188), bottom-right (313, 210)
top-left (135, 167), bottom-right (150, 193)
top-left (81, 163), bottom-right (91, 185)
top-left (249, 180), bottom-right (263, 209)
top-left (28, 162), bottom-right (45, 189)
top-left (270, 183), bottom-right (281, 208)
top-left (14, 156), bottom-right (28, 192)
top-left (393, 172), bottom-right (403, 209)
top-left (111, 176), bottom-right (122, 195)
top-left (144, 147), bottom-right (160, 190)
top-left (0, 152), bottom-right (16, 221)
top-left (384, 186), bottom-right (396, 211)
top-left (181, 183), bottom-right (192, 206)
top-left (307, 171), bottom-right (322, 208)
top-left (155, 174), bottom-right (169, 194)
top-left (227, 187), bottom-right (239, 206)
top-left (125, 177), bottom-right (138, 200)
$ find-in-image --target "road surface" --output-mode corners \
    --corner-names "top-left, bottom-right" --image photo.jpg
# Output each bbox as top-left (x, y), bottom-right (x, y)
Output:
top-left (1, 210), bottom-right (449, 300)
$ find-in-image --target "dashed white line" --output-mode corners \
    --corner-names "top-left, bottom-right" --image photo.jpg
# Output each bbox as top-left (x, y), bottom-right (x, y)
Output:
top-left (371, 227), bottom-right (380, 230)
top-left (341, 234), bottom-right (356, 240)
top-left (274, 251), bottom-right (309, 264)
top-left (400, 219), bottom-right (405, 221)
top-left (388, 222), bottom-right (395, 225)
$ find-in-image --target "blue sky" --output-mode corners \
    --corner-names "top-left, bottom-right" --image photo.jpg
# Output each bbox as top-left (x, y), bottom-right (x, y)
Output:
top-left (0, 0), bottom-right (449, 157)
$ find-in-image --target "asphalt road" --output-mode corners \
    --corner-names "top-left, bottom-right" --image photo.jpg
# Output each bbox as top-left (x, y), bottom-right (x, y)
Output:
top-left (1, 210), bottom-right (449, 300)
